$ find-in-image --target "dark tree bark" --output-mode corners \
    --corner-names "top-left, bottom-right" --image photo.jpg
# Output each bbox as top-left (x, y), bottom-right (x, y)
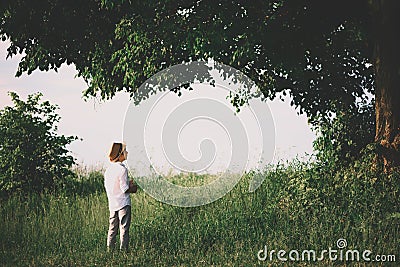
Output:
top-left (372, 0), bottom-right (400, 170)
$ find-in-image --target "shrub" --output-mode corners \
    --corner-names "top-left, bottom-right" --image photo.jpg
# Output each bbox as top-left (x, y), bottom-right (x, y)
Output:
top-left (0, 92), bottom-right (77, 196)
top-left (313, 103), bottom-right (375, 167)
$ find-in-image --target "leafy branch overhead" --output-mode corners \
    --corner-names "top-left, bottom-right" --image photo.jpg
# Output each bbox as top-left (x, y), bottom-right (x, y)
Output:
top-left (0, 1), bottom-right (374, 121)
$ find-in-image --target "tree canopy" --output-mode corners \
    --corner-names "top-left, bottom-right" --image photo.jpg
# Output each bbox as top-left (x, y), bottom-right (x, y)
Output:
top-left (1, 0), bottom-right (399, 167)
top-left (0, 1), bottom-right (374, 119)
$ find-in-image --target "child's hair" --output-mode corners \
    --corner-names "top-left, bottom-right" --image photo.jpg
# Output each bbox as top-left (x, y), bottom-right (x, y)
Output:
top-left (109, 142), bottom-right (125, 162)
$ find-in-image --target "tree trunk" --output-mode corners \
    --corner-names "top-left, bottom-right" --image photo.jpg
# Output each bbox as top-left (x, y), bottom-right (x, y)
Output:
top-left (372, 0), bottom-right (400, 170)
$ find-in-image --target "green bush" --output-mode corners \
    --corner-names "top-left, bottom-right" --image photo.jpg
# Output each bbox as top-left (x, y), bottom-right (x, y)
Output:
top-left (0, 92), bottom-right (77, 197)
top-left (313, 103), bottom-right (375, 167)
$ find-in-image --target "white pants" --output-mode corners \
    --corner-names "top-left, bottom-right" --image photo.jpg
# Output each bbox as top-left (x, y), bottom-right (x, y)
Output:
top-left (107, 205), bottom-right (131, 251)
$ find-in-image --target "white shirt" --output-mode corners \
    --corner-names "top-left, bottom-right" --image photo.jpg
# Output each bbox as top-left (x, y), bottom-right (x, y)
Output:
top-left (104, 162), bottom-right (131, 211)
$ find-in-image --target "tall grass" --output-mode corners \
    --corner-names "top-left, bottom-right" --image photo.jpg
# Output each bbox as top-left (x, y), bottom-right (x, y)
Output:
top-left (0, 157), bottom-right (399, 266)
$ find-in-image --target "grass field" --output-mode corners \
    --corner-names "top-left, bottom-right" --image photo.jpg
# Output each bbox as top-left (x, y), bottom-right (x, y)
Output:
top-left (0, 160), bottom-right (399, 266)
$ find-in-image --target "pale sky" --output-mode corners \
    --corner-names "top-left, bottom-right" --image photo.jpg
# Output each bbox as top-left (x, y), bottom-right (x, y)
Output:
top-left (0, 41), bottom-right (316, 171)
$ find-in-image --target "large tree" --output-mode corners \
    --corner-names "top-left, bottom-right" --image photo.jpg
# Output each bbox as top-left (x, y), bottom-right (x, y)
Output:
top-left (1, 0), bottom-right (399, 168)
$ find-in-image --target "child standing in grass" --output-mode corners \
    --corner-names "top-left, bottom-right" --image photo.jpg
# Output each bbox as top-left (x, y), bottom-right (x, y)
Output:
top-left (104, 142), bottom-right (137, 252)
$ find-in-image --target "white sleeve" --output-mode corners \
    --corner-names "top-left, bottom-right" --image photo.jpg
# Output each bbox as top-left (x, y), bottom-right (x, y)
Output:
top-left (119, 167), bottom-right (130, 193)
